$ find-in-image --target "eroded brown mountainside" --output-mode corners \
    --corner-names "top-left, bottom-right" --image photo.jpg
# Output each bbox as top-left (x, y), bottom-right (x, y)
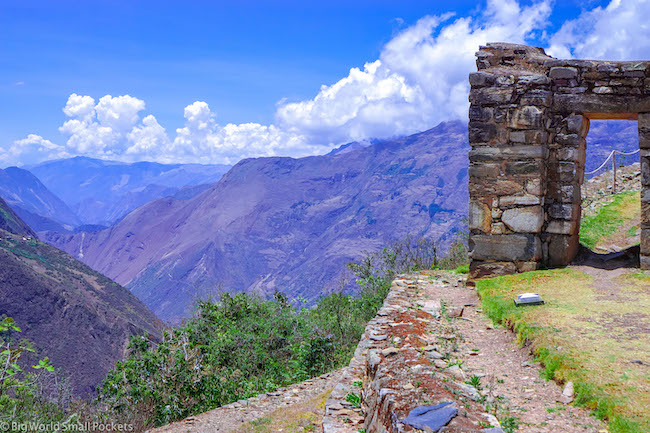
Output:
top-left (45, 121), bottom-right (470, 321)
top-left (0, 198), bottom-right (160, 396)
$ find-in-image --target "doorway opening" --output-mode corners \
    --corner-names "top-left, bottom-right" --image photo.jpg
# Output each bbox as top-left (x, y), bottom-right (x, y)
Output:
top-left (579, 119), bottom-right (640, 263)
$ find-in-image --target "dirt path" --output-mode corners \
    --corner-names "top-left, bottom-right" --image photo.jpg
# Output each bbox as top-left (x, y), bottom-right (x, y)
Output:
top-left (148, 370), bottom-right (341, 433)
top-left (421, 272), bottom-right (607, 433)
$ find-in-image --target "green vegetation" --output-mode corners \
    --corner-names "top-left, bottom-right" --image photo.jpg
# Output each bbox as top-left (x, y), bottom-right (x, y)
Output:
top-left (579, 191), bottom-right (639, 249)
top-left (477, 269), bottom-right (649, 433)
top-left (0, 317), bottom-right (65, 425)
top-left (100, 236), bottom-right (452, 427)
top-left (0, 234), bottom-right (468, 429)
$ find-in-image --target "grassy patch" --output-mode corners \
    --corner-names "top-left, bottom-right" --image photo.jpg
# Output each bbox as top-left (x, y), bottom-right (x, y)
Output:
top-left (453, 264), bottom-right (469, 274)
top-left (477, 269), bottom-right (649, 433)
top-left (579, 191), bottom-right (639, 249)
top-left (232, 389), bottom-right (330, 433)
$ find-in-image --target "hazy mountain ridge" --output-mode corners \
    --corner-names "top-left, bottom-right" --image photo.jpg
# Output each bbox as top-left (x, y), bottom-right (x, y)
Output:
top-left (28, 157), bottom-right (231, 226)
top-left (45, 121), bottom-right (470, 321)
top-left (0, 167), bottom-right (81, 231)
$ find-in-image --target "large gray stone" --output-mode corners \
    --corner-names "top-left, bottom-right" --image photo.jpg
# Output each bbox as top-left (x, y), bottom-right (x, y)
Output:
top-left (470, 234), bottom-right (542, 261)
top-left (501, 206), bottom-right (544, 233)
top-left (509, 106), bottom-right (545, 129)
top-left (548, 234), bottom-right (580, 266)
top-left (469, 261), bottom-right (517, 279)
top-left (550, 67), bottom-right (578, 80)
top-left (469, 201), bottom-right (491, 233)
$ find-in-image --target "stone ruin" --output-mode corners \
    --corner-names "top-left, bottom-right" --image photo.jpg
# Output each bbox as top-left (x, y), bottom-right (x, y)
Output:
top-left (468, 43), bottom-right (650, 279)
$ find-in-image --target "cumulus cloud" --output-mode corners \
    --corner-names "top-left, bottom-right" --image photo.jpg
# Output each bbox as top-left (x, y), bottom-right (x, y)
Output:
top-left (5, 0), bottom-right (650, 167)
top-left (1, 134), bottom-right (69, 166)
top-left (547, 0), bottom-right (650, 60)
top-left (276, 0), bottom-right (552, 142)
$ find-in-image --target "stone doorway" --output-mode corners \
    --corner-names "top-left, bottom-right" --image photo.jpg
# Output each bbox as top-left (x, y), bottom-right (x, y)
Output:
top-left (467, 43), bottom-right (650, 279)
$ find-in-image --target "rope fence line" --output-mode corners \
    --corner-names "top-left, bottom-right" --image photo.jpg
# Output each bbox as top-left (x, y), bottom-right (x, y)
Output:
top-left (584, 149), bottom-right (640, 176)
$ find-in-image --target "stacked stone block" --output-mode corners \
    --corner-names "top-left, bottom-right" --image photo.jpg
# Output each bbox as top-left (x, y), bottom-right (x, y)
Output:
top-left (468, 43), bottom-right (650, 279)
top-left (641, 113), bottom-right (650, 268)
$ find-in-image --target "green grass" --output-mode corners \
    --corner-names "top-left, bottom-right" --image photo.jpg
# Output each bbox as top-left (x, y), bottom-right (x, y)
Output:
top-left (453, 264), bottom-right (469, 274)
top-left (477, 269), bottom-right (649, 433)
top-left (579, 191), bottom-right (639, 249)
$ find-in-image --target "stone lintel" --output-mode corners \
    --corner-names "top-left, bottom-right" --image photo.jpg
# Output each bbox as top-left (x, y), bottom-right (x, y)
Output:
top-left (553, 94), bottom-right (650, 115)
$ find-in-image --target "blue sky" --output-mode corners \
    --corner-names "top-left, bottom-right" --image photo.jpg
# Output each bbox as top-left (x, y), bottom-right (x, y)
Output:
top-left (2, 0), bottom-right (647, 166)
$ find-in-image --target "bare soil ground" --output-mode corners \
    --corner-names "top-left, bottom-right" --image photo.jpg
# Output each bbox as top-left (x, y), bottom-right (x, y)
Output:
top-left (420, 272), bottom-right (608, 433)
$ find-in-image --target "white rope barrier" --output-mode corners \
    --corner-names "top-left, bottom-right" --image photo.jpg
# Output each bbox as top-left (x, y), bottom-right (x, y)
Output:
top-left (584, 149), bottom-right (639, 176)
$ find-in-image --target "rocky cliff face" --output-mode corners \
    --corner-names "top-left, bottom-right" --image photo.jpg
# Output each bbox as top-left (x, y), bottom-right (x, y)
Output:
top-left (0, 202), bottom-right (160, 396)
top-left (45, 121), bottom-right (471, 321)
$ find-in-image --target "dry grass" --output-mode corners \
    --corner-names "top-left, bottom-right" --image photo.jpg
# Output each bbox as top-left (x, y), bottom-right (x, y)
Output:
top-left (580, 191), bottom-right (640, 251)
top-left (231, 389), bottom-right (331, 433)
top-left (477, 268), bottom-right (650, 433)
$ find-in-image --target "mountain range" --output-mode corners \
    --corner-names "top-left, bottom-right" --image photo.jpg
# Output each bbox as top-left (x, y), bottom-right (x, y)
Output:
top-left (45, 121), bottom-right (470, 321)
top-left (0, 166), bottom-right (81, 232)
top-left (3, 119), bottom-right (639, 324)
top-left (26, 157), bottom-right (230, 226)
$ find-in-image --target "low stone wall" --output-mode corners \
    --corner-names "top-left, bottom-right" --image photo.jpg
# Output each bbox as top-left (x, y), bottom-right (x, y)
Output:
top-left (322, 273), bottom-right (503, 433)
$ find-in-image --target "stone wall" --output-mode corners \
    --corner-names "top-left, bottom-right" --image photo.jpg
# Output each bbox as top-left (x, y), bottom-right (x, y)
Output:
top-left (468, 43), bottom-right (650, 278)
top-left (322, 273), bottom-right (503, 433)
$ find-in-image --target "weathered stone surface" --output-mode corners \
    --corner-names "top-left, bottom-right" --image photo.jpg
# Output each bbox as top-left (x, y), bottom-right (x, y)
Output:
top-left (640, 113), bottom-right (650, 149)
top-left (565, 114), bottom-right (589, 135)
top-left (469, 88), bottom-right (513, 105)
top-left (547, 203), bottom-right (580, 220)
top-left (520, 89), bottom-right (551, 106)
top-left (469, 201), bottom-right (491, 233)
top-left (468, 163), bottom-right (499, 179)
top-left (470, 234), bottom-right (541, 261)
top-left (546, 220), bottom-right (578, 235)
top-left (490, 222), bottom-right (506, 235)
top-left (469, 71), bottom-right (497, 87)
top-left (509, 106), bottom-right (545, 129)
top-left (469, 122), bottom-right (498, 142)
top-left (469, 146), bottom-right (547, 161)
top-left (500, 194), bottom-right (541, 206)
top-left (468, 43), bottom-right (650, 276)
top-left (517, 73), bottom-right (550, 86)
top-left (505, 160), bottom-right (544, 176)
top-left (469, 261), bottom-right (517, 279)
top-left (550, 67), bottom-right (578, 80)
top-left (553, 94), bottom-right (650, 114)
top-left (548, 234), bottom-right (580, 266)
top-left (509, 129), bottom-right (548, 144)
top-left (516, 261), bottom-right (538, 272)
top-left (501, 206), bottom-right (544, 233)
top-left (641, 229), bottom-right (650, 256)
top-left (640, 254), bottom-right (650, 270)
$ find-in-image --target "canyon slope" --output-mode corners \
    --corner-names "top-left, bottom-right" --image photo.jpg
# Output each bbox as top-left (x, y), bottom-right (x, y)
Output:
top-left (0, 166), bottom-right (81, 231)
top-left (46, 121), bottom-right (470, 321)
top-left (28, 157), bottom-right (231, 226)
top-left (0, 197), bottom-right (161, 396)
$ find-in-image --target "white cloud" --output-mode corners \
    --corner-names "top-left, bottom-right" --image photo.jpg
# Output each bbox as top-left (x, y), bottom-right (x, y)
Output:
top-left (2, 134), bottom-right (69, 166)
top-left (547, 0), bottom-right (650, 60)
top-left (6, 0), bottom-right (650, 168)
top-left (275, 0), bottom-right (552, 143)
